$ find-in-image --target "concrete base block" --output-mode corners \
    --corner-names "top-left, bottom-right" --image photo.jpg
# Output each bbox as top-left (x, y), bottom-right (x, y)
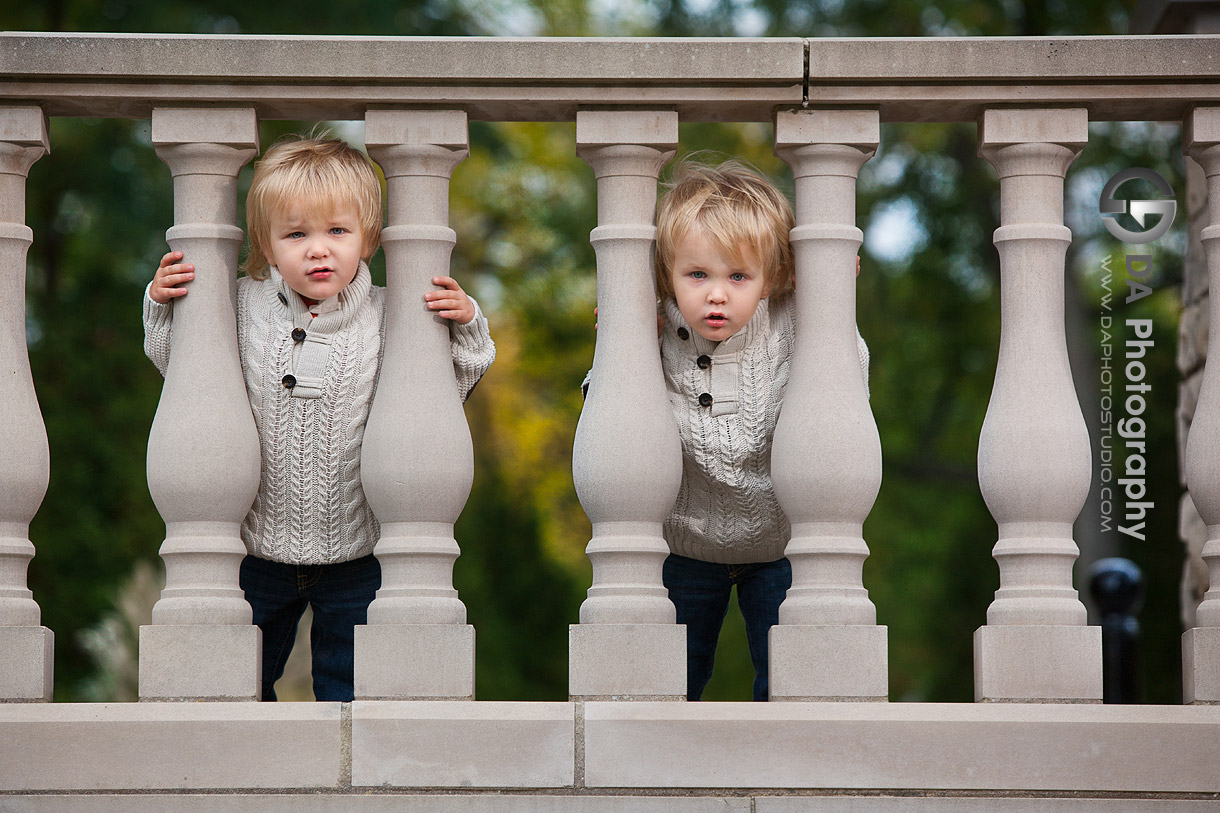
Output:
top-left (352, 701), bottom-right (574, 787)
top-left (974, 624), bottom-right (1102, 702)
top-left (569, 623), bottom-right (686, 699)
top-left (1184, 627), bottom-right (1220, 704)
top-left (138, 624), bottom-right (260, 701)
top-left (0, 626), bottom-right (53, 701)
top-left (769, 624), bottom-right (888, 700)
top-left (7, 797), bottom-right (1220, 813)
top-left (757, 799), bottom-right (1220, 812)
top-left (354, 623), bottom-right (474, 699)
top-left (583, 701), bottom-right (1220, 790)
top-left (2, 795), bottom-right (755, 812)
top-left (0, 702), bottom-right (341, 790)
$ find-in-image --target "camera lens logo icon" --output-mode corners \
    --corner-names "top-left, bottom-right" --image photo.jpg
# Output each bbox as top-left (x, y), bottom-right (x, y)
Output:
top-left (1099, 168), bottom-right (1176, 244)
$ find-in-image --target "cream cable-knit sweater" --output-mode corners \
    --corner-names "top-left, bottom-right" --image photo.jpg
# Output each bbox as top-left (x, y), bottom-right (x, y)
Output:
top-left (143, 262), bottom-right (495, 565)
top-left (660, 295), bottom-right (869, 564)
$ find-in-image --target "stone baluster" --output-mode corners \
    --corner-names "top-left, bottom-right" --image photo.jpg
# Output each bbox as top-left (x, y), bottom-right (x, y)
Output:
top-left (354, 109), bottom-right (476, 700)
top-left (1184, 106), bottom-right (1220, 704)
top-left (974, 108), bottom-right (1101, 702)
top-left (0, 107), bottom-right (52, 702)
top-left (138, 108), bottom-right (262, 701)
top-left (770, 109), bottom-right (888, 701)
top-left (569, 110), bottom-right (686, 699)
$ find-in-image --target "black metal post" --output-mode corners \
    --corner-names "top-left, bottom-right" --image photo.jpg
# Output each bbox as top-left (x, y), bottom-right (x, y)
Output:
top-left (1087, 557), bottom-right (1144, 704)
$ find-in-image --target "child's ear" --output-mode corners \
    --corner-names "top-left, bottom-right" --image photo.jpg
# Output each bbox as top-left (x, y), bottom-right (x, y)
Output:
top-left (362, 236), bottom-right (379, 260)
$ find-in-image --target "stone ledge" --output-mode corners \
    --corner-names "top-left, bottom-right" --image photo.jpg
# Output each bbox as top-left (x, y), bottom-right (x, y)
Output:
top-left (6, 33), bottom-right (1215, 84)
top-left (582, 701), bottom-right (1220, 792)
top-left (0, 34), bottom-right (804, 83)
top-left (807, 36), bottom-right (1220, 81)
top-left (4, 701), bottom-right (1219, 797)
top-left (759, 800), bottom-right (1220, 812)
top-left (351, 701), bottom-right (574, 788)
top-left (0, 702), bottom-right (341, 791)
top-left (3, 794), bottom-right (1217, 812)
top-left (2, 33), bottom-right (1218, 121)
top-left (0, 797), bottom-right (753, 812)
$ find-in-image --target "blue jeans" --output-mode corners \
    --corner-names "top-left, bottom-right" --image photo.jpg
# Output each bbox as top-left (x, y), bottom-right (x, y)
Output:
top-left (663, 553), bottom-right (792, 701)
top-left (239, 553), bottom-right (381, 702)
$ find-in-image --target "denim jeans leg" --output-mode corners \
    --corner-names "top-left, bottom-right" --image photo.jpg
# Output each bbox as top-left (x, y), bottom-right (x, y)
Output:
top-left (735, 557), bottom-right (792, 701)
top-left (307, 554), bottom-right (381, 702)
top-left (663, 553), bottom-right (731, 701)
top-left (240, 555), bottom-right (308, 702)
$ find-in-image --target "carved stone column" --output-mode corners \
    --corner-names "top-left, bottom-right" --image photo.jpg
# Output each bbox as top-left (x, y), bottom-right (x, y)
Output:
top-left (0, 107), bottom-right (52, 701)
top-left (569, 110), bottom-right (686, 699)
top-left (354, 109), bottom-right (476, 700)
top-left (138, 108), bottom-right (262, 701)
top-left (770, 109), bottom-right (887, 701)
top-left (974, 108), bottom-right (1102, 702)
top-left (1184, 106), bottom-right (1220, 704)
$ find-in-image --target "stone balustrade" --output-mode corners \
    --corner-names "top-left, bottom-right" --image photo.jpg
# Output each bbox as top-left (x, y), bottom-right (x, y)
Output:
top-left (974, 108), bottom-right (1101, 703)
top-left (2, 32), bottom-right (1220, 809)
top-left (139, 107), bottom-right (263, 702)
top-left (354, 108), bottom-right (477, 700)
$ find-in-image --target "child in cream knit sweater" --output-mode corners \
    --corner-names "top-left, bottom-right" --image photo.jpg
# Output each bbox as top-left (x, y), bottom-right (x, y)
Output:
top-left (652, 160), bottom-right (867, 701)
top-left (143, 135), bottom-right (494, 701)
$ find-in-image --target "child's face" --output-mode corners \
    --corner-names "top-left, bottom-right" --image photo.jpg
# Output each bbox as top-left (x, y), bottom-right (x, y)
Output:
top-left (669, 224), bottom-right (770, 342)
top-left (263, 203), bottom-right (365, 302)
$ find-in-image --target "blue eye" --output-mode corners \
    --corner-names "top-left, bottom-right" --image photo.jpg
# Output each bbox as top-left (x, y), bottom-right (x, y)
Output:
top-left (287, 231), bottom-right (304, 239)
top-left (330, 227), bottom-right (347, 235)
top-left (730, 273), bottom-right (747, 282)
top-left (690, 270), bottom-right (706, 279)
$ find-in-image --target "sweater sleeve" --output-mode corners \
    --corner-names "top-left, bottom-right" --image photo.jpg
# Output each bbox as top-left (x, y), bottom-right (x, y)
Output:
top-left (856, 328), bottom-right (870, 398)
top-left (450, 296), bottom-right (496, 402)
top-left (142, 282), bottom-right (174, 378)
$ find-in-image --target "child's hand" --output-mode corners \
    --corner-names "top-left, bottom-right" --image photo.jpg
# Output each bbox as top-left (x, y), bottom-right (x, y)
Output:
top-left (425, 276), bottom-right (475, 324)
top-left (150, 251), bottom-right (194, 305)
top-left (856, 256), bottom-right (861, 277)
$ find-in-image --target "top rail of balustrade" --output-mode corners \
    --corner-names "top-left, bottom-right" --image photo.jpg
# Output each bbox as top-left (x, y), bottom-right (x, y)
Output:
top-left (809, 35), bottom-right (1220, 123)
top-left (0, 33), bottom-right (1218, 123)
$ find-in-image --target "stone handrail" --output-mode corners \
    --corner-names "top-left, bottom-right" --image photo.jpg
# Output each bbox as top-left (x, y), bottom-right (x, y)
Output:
top-left (3, 34), bottom-right (1220, 120)
top-left (2, 31), bottom-right (1220, 806)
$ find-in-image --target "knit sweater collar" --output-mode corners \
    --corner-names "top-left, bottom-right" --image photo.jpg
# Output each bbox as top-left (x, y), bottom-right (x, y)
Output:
top-left (663, 295), bottom-right (772, 357)
top-left (268, 261), bottom-right (373, 335)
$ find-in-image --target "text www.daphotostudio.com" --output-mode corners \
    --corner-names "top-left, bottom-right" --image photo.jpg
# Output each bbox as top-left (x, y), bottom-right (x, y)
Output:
top-left (1096, 168), bottom-right (1177, 540)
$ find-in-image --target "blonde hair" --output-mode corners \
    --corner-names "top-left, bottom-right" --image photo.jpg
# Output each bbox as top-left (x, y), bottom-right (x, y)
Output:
top-left (655, 158), bottom-right (794, 300)
top-left (242, 134), bottom-right (382, 279)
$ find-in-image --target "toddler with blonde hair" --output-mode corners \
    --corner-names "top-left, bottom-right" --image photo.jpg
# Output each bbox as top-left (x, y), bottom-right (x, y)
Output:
top-left (144, 134), bottom-right (495, 701)
top-left (651, 158), bottom-right (867, 700)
